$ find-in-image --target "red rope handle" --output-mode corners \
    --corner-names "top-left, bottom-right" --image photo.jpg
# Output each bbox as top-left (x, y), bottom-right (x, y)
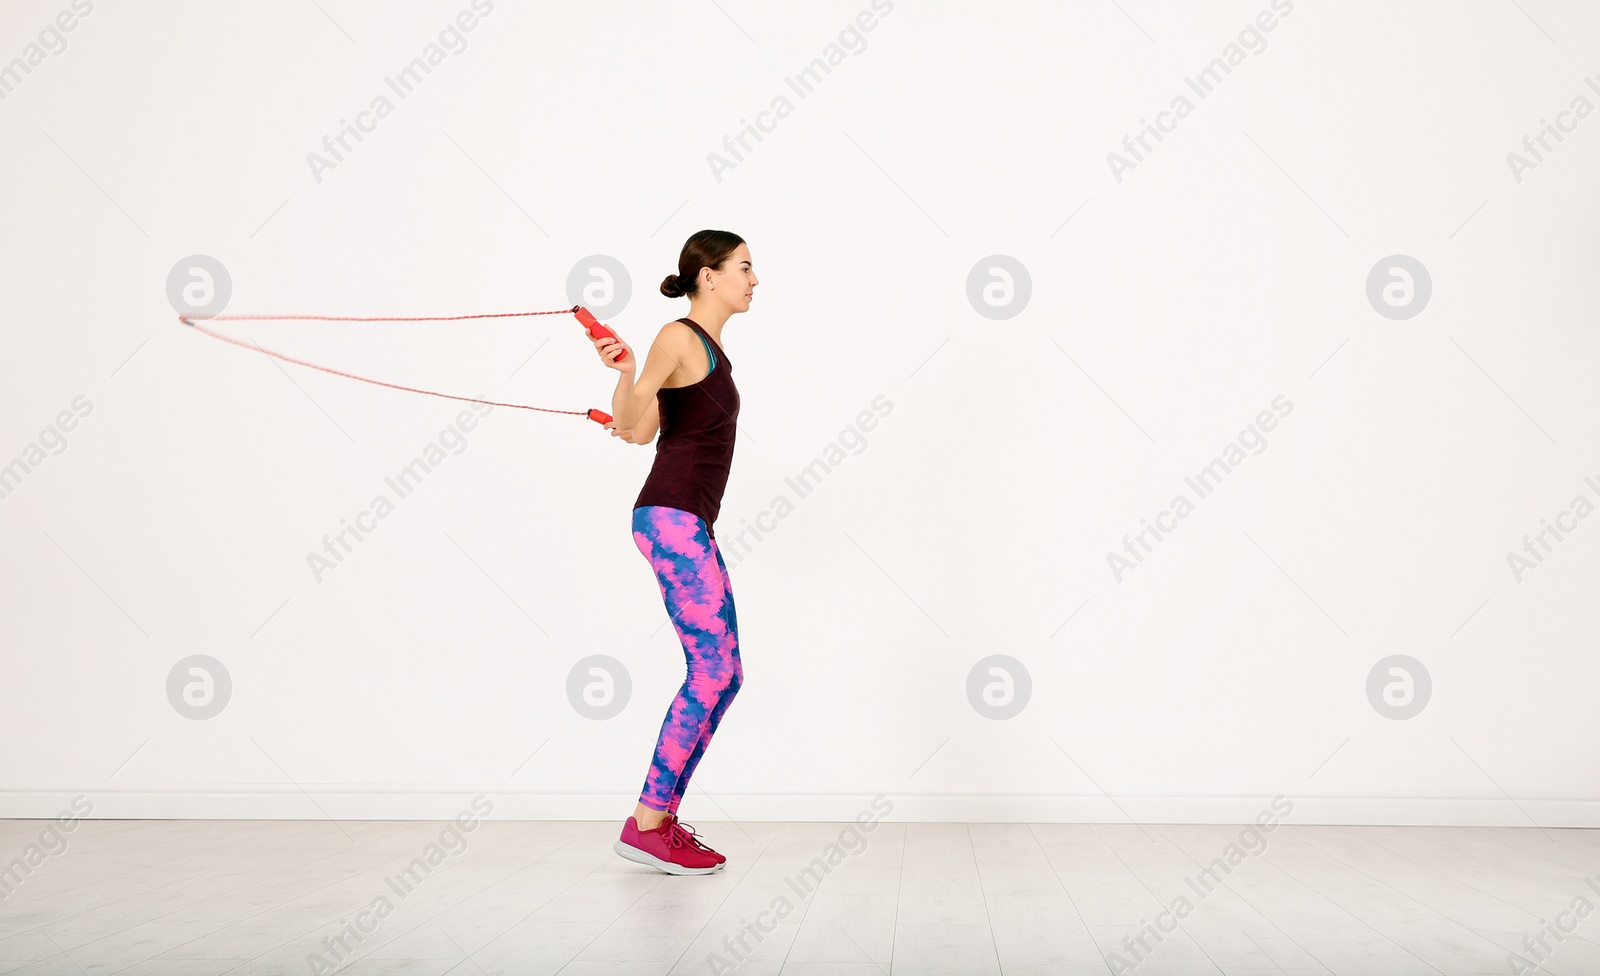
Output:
top-left (179, 308), bottom-right (612, 425)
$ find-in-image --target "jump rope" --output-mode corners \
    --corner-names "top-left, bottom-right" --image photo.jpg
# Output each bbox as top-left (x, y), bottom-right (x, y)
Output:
top-left (178, 305), bottom-right (627, 426)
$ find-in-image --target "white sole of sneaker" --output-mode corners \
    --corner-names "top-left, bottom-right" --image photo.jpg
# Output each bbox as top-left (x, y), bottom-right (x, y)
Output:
top-left (613, 840), bottom-right (722, 875)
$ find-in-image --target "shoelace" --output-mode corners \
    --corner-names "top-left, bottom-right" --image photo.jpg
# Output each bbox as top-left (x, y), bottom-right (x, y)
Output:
top-left (666, 816), bottom-right (714, 852)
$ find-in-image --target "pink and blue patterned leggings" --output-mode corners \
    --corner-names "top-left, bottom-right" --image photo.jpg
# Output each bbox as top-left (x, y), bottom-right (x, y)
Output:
top-left (632, 505), bottom-right (743, 814)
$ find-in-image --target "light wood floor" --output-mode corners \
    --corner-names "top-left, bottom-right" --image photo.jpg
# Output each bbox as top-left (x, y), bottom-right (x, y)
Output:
top-left (0, 818), bottom-right (1597, 975)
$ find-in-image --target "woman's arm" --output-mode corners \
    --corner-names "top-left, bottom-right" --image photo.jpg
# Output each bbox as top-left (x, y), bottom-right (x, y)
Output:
top-left (632, 396), bottom-right (661, 442)
top-left (607, 396), bottom-right (660, 445)
top-left (594, 323), bottom-right (691, 430)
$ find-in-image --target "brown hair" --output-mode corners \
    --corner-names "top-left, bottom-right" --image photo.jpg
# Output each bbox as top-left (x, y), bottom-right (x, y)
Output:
top-left (660, 229), bottom-right (746, 299)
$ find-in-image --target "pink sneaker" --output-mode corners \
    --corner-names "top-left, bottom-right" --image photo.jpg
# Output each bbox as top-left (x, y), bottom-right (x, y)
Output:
top-left (614, 816), bottom-right (721, 875)
top-left (665, 814), bottom-right (725, 865)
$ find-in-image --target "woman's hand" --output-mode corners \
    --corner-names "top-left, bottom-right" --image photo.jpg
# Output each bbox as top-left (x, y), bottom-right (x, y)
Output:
top-left (587, 329), bottom-right (635, 374)
top-left (604, 420), bottom-right (643, 444)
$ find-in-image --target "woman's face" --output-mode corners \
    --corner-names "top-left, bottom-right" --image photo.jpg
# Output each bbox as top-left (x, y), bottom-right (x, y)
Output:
top-left (707, 243), bottom-right (757, 314)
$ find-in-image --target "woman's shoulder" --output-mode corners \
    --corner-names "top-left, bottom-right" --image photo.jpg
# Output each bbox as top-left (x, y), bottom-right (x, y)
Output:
top-left (653, 318), bottom-right (699, 348)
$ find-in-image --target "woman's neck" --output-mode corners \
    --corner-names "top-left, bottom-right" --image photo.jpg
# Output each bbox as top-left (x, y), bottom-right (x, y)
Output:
top-left (685, 301), bottom-right (730, 344)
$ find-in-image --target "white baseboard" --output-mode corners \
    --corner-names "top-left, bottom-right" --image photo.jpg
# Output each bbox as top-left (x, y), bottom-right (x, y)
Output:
top-left (1, 789), bottom-right (1596, 827)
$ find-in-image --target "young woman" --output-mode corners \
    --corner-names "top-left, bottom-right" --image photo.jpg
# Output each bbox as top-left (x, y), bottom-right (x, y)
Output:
top-left (586, 229), bottom-right (757, 876)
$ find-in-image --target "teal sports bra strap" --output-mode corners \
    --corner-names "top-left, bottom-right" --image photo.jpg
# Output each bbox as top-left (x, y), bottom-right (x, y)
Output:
top-left (694, 328), bottom-right (717, 376)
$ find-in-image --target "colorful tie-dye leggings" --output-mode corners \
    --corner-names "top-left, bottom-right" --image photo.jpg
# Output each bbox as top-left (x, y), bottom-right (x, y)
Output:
top-left (631, 505), bottom-right (743, 813)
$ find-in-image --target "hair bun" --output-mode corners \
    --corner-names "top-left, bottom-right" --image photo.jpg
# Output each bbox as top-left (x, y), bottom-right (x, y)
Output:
top-left (660, 273), bottom-right (685, 298)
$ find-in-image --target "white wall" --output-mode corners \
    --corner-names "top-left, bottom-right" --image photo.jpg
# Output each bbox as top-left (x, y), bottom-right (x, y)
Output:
top-left (2, 0), bottom-right (1597, 826)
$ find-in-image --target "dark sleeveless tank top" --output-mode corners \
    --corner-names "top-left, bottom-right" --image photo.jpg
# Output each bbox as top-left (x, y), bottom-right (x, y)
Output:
top-left (633, 318), bottom-right (739, 538)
